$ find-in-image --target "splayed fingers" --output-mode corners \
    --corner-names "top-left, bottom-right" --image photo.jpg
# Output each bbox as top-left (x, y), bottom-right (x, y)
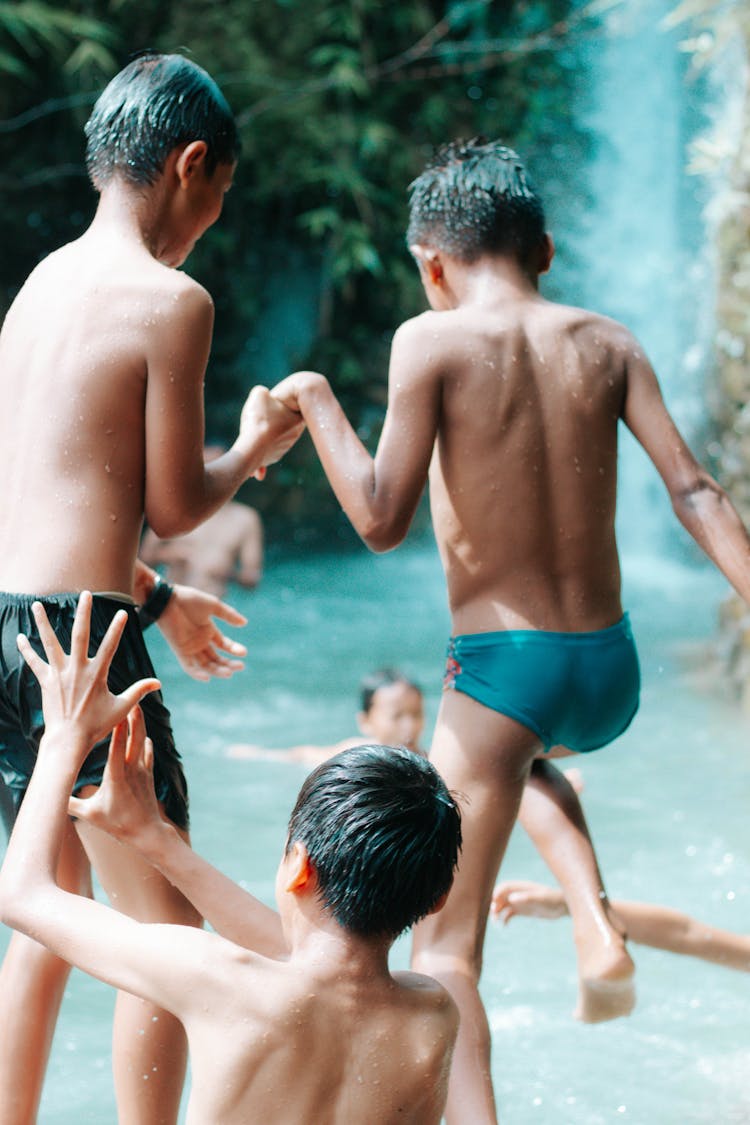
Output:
top-left (17, 592), bottom-right (160, 746)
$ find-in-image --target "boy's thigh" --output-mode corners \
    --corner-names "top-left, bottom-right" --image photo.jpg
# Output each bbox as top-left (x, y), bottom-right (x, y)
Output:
top-left (422, 689), bottom-right (541, 956)
top-left (75, 809), bottom-right (200, 926)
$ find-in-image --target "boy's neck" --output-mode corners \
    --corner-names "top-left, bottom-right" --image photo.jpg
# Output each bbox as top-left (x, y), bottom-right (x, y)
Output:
top-left (284, 905), bottom-right (394, 981)
top-left (88, 177), bottom-right (172, 261)
top-left (446, 254), bottom-right (540, 310)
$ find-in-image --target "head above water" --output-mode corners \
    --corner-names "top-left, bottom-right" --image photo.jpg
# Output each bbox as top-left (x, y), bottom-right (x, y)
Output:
top-left (357, 668), bottom-right (424, 755)
top-left (85, 52), bottom-right (240, 191)
top-left (406, 137), bottom-right (546, 268)
top-left (285, 744), bottom-right (461, 939)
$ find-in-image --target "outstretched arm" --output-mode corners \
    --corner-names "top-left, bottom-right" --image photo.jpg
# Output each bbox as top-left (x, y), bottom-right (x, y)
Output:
top-left (272, 317), bottom-right (442, 551)
top-left (0, 595), bottom-right (279, 1024)
top-left (492, 881), bottom-right (750, 971)
top-left (70, 713), bottom-right (286, 958)
top-left (622, 340), bottom-right (750, 602)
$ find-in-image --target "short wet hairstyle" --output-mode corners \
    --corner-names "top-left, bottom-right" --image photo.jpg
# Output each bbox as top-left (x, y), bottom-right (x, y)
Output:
top-left (85, 52), bottom-right (240, 189)
top-left (359, 667), bottom-right (422, 714)
top-left (407, 137), bottom-right (546, 265)
top-left (286, 744), bottom-right (461, 939)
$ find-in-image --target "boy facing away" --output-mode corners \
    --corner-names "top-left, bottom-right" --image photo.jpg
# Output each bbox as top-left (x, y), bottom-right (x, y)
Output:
top-left (0, 53), bottom-right (302, 1123)
top-left (271, 139), bottom-right (750, 1123)
top-left (0, 594), bottom-right (461, 1125)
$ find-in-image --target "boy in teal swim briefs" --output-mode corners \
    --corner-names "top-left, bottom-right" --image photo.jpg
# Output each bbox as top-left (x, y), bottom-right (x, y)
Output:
top-left (271, 138), bottom-right (750, 1123)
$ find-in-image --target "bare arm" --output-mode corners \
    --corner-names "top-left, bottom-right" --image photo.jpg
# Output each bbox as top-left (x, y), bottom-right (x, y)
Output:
top-left (69, 715), bottom-right (286, 958)
top-left (144, 284), bottom-right (304, 538)
top-left (0, 596), bottom-right (212, 1014)
top-left (272, 318), bottom-right (442, 551)
top-left (492, 880), bottom-right (750, 971)
top-left (227, 737), bottom-right (362, 764)
top-left (622, 344), bottom-right (750, 602)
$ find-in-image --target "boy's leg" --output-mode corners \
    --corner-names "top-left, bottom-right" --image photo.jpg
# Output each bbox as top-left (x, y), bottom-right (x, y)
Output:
top-left (411, 689), bottom-right (539, 1125)
top-left (518, 759), bottom-right (635, 1021)
top-left (74, 808), bottom-right (201, 1125)
top-left (0, 820), bottom-right (91, 1125)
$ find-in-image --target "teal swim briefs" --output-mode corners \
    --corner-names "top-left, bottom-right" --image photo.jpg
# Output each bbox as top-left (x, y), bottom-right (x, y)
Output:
top-left (443, 614), bottom-right (640, 752)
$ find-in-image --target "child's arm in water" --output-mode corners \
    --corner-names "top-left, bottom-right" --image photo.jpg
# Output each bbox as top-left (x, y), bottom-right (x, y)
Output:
top-left (227, 737), bottom-right (363, 765)
top-left (621, 334), bottom-right (750, 602)
top-left (0, 595), bottom-right (244, 1024)
top-left (271, 317), bottom-right (441, 550)
top-left (70, 713), bottom-right (286, 958)
top-left (492, 880), bottom-right (750, 972)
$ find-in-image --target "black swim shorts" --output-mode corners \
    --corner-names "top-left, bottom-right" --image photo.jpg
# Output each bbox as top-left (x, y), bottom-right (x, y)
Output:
top-left (0, 591), bottom-right (188, 834)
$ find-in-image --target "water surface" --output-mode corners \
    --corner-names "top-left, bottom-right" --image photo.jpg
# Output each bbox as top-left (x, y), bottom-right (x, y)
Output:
top-left (3, 543), bottom-right (748, 1124)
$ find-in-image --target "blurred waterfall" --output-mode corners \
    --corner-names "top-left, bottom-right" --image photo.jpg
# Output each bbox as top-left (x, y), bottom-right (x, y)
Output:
top-left (551, 0), bottom-right (715, 564)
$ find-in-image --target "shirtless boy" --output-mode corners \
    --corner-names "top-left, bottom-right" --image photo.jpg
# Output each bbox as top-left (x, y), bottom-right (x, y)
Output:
top-left (140, 445), bottom-right (265, 596)
top-left (0, 594), bottom-right (461, 1125)
top-left (0, 53), bottom-right (301, 1123)
top-left (271, 138), bottom-right (750, 1123)
top-left (228, 666), bottom-right (426, 763)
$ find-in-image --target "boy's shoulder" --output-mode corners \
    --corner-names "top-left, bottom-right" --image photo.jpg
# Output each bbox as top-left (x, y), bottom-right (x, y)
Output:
top-left (19, 235), bottom-right (212, 314)
top-left (391, 968), bottom-right (459, 1022)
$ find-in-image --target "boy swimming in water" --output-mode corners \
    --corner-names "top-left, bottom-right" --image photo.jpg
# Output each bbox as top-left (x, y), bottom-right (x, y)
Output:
top-left (270, 138), bottom-right (750, 1123)
top-left (0, 52), bottom-right (302, 1122)
top-left (228, 666), bottom-right (426, 763)
top-left (0, 594), bottom-right (461, 1125)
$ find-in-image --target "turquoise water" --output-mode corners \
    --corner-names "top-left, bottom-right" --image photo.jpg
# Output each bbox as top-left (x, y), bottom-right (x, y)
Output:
top-left (2, 542), bottom-right (749, 1124)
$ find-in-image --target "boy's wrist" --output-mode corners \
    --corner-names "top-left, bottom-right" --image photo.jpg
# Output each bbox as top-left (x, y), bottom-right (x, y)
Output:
top-left (138, 574), bottom-right (174, 628)
top-left (38, 727), bottom-right (92, 770)
top-left (129, 817), bottom-right (179, 865)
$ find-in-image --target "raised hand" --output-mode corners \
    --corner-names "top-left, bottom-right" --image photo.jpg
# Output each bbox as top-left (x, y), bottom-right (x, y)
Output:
top-left (158, 583), bottom-right (248, 681)
top-left (69, 706), bottom-right (164, 847)
top-left (16, 591), bottom-right (160, 750)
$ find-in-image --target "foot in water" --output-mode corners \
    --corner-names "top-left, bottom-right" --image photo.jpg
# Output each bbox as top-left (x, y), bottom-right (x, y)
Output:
top-left (574, 904), bottom-right (635, 1023)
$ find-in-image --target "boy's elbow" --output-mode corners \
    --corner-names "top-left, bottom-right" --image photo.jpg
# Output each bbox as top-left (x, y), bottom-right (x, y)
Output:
top-left (672, 473), bottom-right (727, 520)
top-left (0, 874), bottom-right (29, 933)
top-left (360, 516), bottom-right (409, 553)
top-left (145, 506), bottom-right (198, 540)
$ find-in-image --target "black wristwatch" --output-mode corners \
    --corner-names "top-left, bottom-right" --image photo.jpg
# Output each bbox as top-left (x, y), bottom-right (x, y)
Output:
top-left (138, 575), bottom-right (175, 629)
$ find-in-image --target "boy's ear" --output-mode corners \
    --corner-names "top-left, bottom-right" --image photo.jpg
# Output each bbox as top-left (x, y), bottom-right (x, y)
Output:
top-left (427, 888), bottom-right (451, 917)
top-left (538, 233), bottom-right (555, 275)
top-left (355, 709), bottom-right (373, 738)
top-left (175, 140), bottom-right (209, 186)
top-left (409, 244), bottom-right (444, 287)
top-left (284, 840), bottom-right (315, 893)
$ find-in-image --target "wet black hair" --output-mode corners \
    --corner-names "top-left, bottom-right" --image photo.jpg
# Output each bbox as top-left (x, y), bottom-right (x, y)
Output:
top-left (406, 137), bottom-right (546, 265)
top-left (85, 52), bottom-right (240, 190)
top-left (359, 667), bottom-right (422, 714)
top-left (286, 744), bottom-right (461, 939)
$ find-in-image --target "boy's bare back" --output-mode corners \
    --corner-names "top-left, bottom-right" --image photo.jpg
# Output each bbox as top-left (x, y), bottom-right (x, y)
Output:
top-left (184, 948), bottom-right (455, 1123)
top-left (0, 233), bottom-right (211, 594)
top-left (419, 291), bottom-right (629, 634)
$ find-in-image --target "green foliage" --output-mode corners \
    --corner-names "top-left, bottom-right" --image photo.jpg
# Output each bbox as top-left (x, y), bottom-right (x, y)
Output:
top-left (0, 2), bottom-right (116, 78)
top-left (0, 0), bottom-right (587, 542)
